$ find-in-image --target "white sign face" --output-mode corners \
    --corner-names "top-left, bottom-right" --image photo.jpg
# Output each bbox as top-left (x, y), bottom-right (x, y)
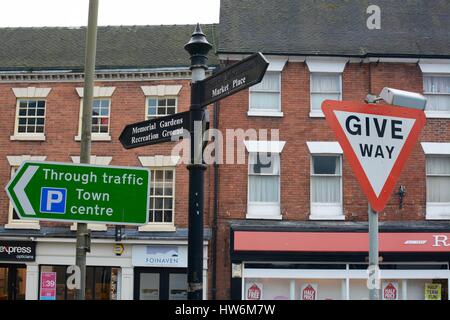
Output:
top-left (382, 281), bottom-right (399, 300)
top-left (334, 111), bottom-right (415, 197)
top-left (132, 245), bottom-right (187, 267)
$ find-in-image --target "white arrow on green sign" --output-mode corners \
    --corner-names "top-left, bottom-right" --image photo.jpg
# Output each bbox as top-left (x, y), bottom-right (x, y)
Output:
top-left (5, 161), bottom-right (150, 225)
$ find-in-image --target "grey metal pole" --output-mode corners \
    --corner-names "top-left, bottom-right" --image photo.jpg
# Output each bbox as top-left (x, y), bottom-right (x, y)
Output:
top-left (368, 203), bottom-right (380, 300)
top-left (76, 0), bottom-right (99, 300)
top-left (184, 24), bottom-right (212, 300)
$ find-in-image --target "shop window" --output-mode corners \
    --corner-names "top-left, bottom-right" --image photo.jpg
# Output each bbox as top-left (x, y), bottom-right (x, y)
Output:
top-left (423, 75), bottom-right (450, 117)
top-left (149, 169), bottom-right (175, 223)
top-left (39, 265), bottom-right (119, 300)
top-left (249, 71), bottom-right (281, 115)
top-left (247, 153), bottom-right (280, 219)
top-left (146, 97), bottom-right (177, 119)
top-left (310, 73), bottom-right (342, 117)
top-left (310, 155), bottom-right (343, 219)
top-left (426, 155), bottom-right (450, 219)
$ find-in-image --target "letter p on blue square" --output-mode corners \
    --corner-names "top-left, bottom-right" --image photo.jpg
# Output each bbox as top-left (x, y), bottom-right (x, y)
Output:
top-left (40, 187), bottom-right (67, 214)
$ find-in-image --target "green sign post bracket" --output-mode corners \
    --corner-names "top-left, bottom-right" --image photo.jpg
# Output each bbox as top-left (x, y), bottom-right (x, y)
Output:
top-left (5, 161), bottom-right (150, 225)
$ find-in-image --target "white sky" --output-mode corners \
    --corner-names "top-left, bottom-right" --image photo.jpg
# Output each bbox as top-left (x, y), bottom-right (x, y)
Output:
top-left (0, 0), bottom-right (220, 27)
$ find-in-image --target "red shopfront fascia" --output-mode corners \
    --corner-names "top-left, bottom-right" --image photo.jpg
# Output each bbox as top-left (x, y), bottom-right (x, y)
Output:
top-left (234, 231), bottom-right (450, 253)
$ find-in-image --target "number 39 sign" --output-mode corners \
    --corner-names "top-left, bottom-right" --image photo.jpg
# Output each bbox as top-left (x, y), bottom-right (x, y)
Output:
top-left (40, 272), bottom-right (57, 300)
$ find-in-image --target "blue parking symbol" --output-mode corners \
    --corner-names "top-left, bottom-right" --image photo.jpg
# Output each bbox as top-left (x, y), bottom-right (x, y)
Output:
top-left (40, 188), bottom-right (67, 214)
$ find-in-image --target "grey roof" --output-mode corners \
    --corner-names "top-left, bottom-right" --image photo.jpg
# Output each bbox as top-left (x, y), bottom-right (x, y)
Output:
top-left (218, 0), bottom-right (450, 58)
top-left (0, 24), bottom-right (218, 71)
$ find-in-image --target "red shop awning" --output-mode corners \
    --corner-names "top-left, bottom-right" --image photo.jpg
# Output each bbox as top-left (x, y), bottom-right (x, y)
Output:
top-left (234, 231), bottom-right (450, 253)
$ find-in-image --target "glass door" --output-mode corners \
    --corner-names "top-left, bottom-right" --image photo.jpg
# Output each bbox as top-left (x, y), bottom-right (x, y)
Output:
top-left (134, 268), bottom-right (187, 300)
top-left (0, 265), bottom-right (26, 300)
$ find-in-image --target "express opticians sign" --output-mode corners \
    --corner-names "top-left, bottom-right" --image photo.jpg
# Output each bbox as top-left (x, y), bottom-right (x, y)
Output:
top-left (0, 240), bottom-right (36, 262)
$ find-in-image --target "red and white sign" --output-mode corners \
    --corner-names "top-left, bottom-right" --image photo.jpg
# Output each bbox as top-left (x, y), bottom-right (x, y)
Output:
top-left (40, 272), bottom-right (57, 300)
top-left (322, 100), bottom-right (426, 212)
top-left (246, 282), bottom-right (263, 300)
top-left (234, 231), bottom-right (450, 253)
top-left (300, 283), bottom-right (317, 300)
top-left (382, 281), bottom-right (399, 300)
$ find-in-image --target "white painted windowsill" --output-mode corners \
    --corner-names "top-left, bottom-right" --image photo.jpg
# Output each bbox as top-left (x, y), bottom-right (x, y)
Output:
top-left (4, 223), bottom-right (40, 230)
top-left (71, 223), bottom-right (108, 231)
top-left (309, 111), bottom-right (325, 118)
top-left (245, 214), bottom-right (282, 220)
top-left (309, 214), bottom-right (346, 221)
top-left (138, 224), bottom-right (177, 232)
top-left (426, 203), bottom-right (450, 220)
top-left (247, 110), bottom-right (284, 117)
top-left (74, 134), bottom-right (112, 141)
top-left (424, 111), bottom-right (450, 119)
top-left (10, 134), bottom-right (46, 141)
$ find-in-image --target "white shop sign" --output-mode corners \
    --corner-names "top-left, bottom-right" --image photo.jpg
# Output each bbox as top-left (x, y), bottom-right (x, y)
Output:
top-left (132, 245), bottom-right (187, 267)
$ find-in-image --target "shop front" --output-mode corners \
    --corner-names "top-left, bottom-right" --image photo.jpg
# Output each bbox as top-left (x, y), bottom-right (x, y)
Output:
top-left (132, 244), bottom-right (209, 300)
top-left (230, 225), bottom-right (450, 300)
top-left (0, 240), bottom-right (35, 300)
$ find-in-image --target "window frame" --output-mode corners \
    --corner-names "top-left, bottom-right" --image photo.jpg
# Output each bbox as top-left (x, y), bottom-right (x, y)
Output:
top-left (309, 154), bottom-right (344, 220)
top-left (145, 96), bottom-right (178, 119)
top-left (12, 98), bottom-right (47, 140)
top-left (309, 72), bottom-right (343, 118)
top-left (75, 98), bottom-right (112, 141)
top-left (425, 154), bottom-right (450, 220)
top-left (423, 74), bottom-right (450, 118)
top-left (248, 71), bottom-right (283, 117)
top-left (146, 167), bottom-right (176, 227)
top-left (246, 152), bottom-right (281, 220)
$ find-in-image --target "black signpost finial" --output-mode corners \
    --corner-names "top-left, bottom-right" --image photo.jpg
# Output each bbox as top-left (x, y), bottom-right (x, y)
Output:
top-left (185, 23), bottom-right (212, 71)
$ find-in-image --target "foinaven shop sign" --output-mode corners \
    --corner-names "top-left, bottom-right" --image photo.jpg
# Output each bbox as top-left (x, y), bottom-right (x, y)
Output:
top-left (5, 161), bottom-right (150, 225)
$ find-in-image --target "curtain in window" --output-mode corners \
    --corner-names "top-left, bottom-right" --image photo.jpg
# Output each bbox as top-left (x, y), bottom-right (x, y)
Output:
top-left (424, 76), bottom-right (450, 112)
top-left (311, 73), bottom-right (341, 111)
top-left (248, 153), bottom-right (280, 202)
top-left (311, 176), bottom-right (341, 203)
top-left (427, 156), bottom-right (450, 202)
top-left (250, 72), bottom-right (280, 111)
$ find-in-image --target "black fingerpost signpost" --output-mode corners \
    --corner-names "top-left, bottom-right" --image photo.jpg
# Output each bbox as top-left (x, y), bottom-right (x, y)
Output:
top-left (119, 24), bottom-right (268, 300)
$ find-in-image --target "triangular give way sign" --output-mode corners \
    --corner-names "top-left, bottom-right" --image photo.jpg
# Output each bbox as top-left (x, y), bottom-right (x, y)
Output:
top-left (322, 100), bottom-right (426, 212)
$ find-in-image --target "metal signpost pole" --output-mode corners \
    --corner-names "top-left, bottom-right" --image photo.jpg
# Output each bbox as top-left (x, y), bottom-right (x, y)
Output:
top-left (368, 204), bottom-right (379, 300)
top-left (76, 0), bottom-right (99, 300)
top-left (184, 24), bottom-right (212, 300)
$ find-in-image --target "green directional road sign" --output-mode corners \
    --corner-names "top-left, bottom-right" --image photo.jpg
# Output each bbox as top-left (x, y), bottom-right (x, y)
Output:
top-left (5, 161), bottom-right (150, 225)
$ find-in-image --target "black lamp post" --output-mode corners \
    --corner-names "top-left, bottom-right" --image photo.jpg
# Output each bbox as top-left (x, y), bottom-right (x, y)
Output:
top-left (184, 24), bottom-right (212, 300)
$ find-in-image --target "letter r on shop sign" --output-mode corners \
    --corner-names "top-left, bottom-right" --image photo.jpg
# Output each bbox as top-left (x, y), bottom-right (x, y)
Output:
top-left (40, 187), bottom-right (67, 214)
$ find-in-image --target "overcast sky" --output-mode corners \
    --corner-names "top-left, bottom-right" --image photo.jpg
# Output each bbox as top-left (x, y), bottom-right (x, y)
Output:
top-left (0, 0), bottom-right (220, 27)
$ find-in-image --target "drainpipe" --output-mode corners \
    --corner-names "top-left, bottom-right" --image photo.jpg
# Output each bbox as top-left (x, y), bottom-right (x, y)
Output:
top-left (211, 100), bottom-right (220, 300)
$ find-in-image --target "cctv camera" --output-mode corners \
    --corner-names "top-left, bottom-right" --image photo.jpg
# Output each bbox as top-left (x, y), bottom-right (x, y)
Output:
top-left (379, 87), bottom-right (427, 110)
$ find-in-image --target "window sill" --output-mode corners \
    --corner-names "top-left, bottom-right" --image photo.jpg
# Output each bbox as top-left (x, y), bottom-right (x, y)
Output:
top-left (309, 214), bottom-right (345, 221)
top-left (426, 203), bottom-right (450, 220)
top-left (309, 111), bottom-right (325, 118)
top-left (75, 134), bottom-right (111, 141)
top-left (247, 110), bottom-right (284, 117)
top-left (424, 112), bottom-right (450, 119)
top-left (10, 134), bottom-right (46, 141)
top-left (138, 224), bottom-right (176, 232)
top-left (70, 223), bottom-right (107, 231)
top-left (4, 222), bottom-right (40, 230)
top-left (246, 214), bottom-right (282, 220)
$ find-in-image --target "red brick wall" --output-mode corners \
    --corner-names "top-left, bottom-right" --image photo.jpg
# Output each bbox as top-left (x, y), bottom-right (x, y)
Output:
top-left (212, 61), bottom-right (447, 299)
top-left (0, 79), bottom-right (210, 229)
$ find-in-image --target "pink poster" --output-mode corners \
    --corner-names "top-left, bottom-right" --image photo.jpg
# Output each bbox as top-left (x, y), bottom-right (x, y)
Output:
top-left (40, 272), bottom-right (57, 300)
